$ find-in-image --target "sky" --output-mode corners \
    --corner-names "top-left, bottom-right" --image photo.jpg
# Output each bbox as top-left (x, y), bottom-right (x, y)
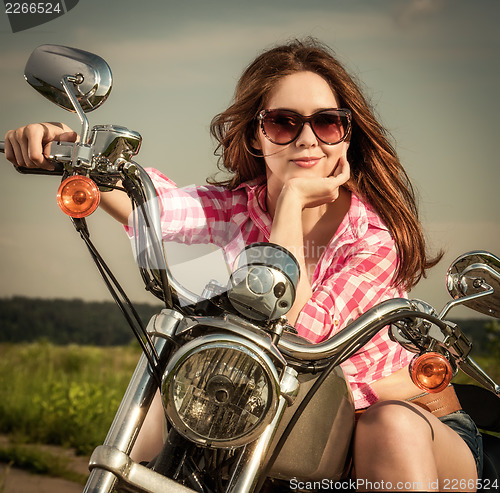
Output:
top-left (0, 0), bottom-right (499, 318)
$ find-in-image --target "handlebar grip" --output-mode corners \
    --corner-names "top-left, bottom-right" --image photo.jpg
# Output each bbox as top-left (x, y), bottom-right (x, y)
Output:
top-left (15, 162), bottom-right (65, 175)
top-left (1, 140), bottom-right (65, 176)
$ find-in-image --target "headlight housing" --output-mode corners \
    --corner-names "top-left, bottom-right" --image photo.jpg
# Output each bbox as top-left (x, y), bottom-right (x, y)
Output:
top-left (161, 333), bottom-right (280, 448)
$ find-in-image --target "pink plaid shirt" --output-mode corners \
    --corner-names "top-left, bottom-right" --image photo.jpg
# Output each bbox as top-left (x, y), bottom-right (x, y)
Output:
top-left (137, 168), bottom-right (413, 409)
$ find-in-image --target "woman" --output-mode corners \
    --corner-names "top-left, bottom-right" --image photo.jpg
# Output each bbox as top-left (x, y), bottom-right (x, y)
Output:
top-left (4, 38), bottom-right (482, 490)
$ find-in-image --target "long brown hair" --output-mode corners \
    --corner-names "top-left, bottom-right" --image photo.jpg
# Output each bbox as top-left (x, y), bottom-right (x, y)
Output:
top-left (210, 38), bottom-right (441, 289)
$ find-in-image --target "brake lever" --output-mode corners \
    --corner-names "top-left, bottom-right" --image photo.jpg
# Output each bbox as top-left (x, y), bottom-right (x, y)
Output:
top-left (459, 356), bottom-right (500, 396)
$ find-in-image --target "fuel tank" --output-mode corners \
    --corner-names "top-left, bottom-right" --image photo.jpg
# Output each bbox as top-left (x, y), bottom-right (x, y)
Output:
top-left (268, 363), bottom-right (354, 481)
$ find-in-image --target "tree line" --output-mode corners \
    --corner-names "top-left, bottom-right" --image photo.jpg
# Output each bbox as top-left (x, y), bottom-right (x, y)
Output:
top-left (0, 296), bottom-right (162, 346)
top-left (0, 296), bottom-right (497, 353)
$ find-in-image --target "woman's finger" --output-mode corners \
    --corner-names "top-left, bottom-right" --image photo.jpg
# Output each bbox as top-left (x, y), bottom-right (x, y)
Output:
top-left (4, 123), bottom-right (76, 170)
top-left (5, 130), bottom-right (27, 167)
top-left (26, 124), bottom-right (52, 169)
top-left (18, 127), bottom-right (37, 168)
top-left (4, 131), bottom-right (16, 164)
top-left (57, 130), bottom-right (78, 143)
top-left (333, 153), bottom-right (350, 181)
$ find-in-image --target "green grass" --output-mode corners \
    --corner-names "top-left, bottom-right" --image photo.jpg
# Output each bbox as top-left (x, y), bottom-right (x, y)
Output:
top-left (0, 342), bottom-right (140, 455)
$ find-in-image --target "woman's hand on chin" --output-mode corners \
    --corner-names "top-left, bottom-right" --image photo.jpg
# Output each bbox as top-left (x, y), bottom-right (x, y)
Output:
top-left (282, 153), bottom-right (350, 209)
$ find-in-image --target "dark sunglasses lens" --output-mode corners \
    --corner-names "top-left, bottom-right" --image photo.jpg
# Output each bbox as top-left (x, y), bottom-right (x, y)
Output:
top-left (311, 112), bottom-right (348, 144)
top-left (262, 111), bottom-right (301, 144)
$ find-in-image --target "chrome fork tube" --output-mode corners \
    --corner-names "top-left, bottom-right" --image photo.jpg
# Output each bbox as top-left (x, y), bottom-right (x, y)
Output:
top-left (83, 350), bottom-right (159, 492)
top-left (227, 367), bottom-right (298, 493)
top-left (227, 395), bottom-right (289, 493)
top-left (83, 310), bottom-right (181, 493)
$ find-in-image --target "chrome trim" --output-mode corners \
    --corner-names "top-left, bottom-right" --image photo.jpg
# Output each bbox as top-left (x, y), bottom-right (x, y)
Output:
top-left (446, 251), bottom-right (500, 317)
top-left (279, 367), bottom-right (299, 406)
top-left (82, 467), bottom-right (119, 493)
top-left (132, 166), bottom-right (203, 307)
top-left (90, 125), bottom-right (142, 168)
top-left (175, 314), bottom-right (287, 367)
top-left (61, 74), bottom-right (90, 145)
top-left (460, 357), bottom-right (500, 395)
top-left (228, 243), bottom-right (299, 321)
top-left (24, 44), bottom-right (113, 114)
top-left (149, 308), bottom-right (184, 339)
top-left (47, 141), bottom-right (76, 170)
top-left (439, 285), bottom-right (494, 319)
top-left (88, 445), bottom-right (196, 493)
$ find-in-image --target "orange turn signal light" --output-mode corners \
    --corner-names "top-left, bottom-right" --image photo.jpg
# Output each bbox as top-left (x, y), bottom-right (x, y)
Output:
top-left (409, 352), bottom-right (453, 393)
top-left (57, 175), bottom-right (100, 218)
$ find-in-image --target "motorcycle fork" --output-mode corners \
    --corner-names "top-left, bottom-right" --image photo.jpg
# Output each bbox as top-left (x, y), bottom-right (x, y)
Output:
top-left (83, 309), bottom-right (185, 493)
top-left (226, 395), bottom-right (289, 493)
top-left (226, 367), bottom-right (299, 493)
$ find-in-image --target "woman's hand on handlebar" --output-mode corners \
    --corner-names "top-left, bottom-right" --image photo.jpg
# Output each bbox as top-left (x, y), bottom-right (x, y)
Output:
top-left (4, 122), bottom-right (77, 171)
top-left (4, 122), bottom-right (133, 225)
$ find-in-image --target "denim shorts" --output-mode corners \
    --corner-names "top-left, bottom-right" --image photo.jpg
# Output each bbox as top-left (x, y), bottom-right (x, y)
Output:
top-left (439, 410), bottom-right (483, 478)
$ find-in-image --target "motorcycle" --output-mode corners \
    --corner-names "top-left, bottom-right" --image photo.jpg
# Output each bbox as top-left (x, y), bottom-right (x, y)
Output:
top-left (1, 44), bottom-right (499, 493)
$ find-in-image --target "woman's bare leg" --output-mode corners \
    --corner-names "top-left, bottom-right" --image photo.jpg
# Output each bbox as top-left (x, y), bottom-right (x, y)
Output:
top-left (130, 390), bottom-right (165, 462)
top-left (353, 400), bottom-right (477, 492)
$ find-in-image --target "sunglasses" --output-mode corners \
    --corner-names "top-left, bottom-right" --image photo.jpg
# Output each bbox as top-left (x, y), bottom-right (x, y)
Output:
top-left (257, 108), bottom-right (351, 146)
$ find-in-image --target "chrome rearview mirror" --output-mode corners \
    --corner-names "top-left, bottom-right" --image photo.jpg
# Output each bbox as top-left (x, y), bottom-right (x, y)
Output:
top-left (24, 44), bottom-right (112, 113)
top-left (446, 251), bottom-right (500, 318)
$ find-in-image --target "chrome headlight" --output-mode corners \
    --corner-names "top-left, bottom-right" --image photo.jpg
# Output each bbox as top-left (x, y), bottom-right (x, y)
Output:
top-left (161, 334), bottom-right (280, 448)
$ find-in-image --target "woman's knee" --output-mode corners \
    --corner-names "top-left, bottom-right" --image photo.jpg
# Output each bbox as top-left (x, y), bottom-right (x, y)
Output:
top-left (355, 400), bottom-right (435, 447)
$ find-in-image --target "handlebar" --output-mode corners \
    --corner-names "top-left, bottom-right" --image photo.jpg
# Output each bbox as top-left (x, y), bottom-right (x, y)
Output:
top-left (278, 298), bottom-right (415, 360)
top-left (278, 297), bottom-right (500, 395)
top-left (0, 132), bottom-right (200, 308)
top-left (127, 166), bottom-right (203, 308)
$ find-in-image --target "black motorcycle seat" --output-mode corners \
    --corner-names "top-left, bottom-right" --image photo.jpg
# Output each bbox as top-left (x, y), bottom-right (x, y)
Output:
top-left (454, 384), bottom-right (500, 487)
top-left (482, 433), bottom-right (500, 489)
top-left (453, 384), bottom-right (500, 432)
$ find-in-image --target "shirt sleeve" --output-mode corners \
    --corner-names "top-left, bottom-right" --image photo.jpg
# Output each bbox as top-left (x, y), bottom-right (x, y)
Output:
top-left (126, 167), bottom-right (236, 247)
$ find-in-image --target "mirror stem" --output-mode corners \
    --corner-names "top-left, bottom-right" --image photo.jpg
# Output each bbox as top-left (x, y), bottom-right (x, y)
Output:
top-left (61, 75), bottom-right (90, 144)
top-left (438, 284), bottom-right (494, 320)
